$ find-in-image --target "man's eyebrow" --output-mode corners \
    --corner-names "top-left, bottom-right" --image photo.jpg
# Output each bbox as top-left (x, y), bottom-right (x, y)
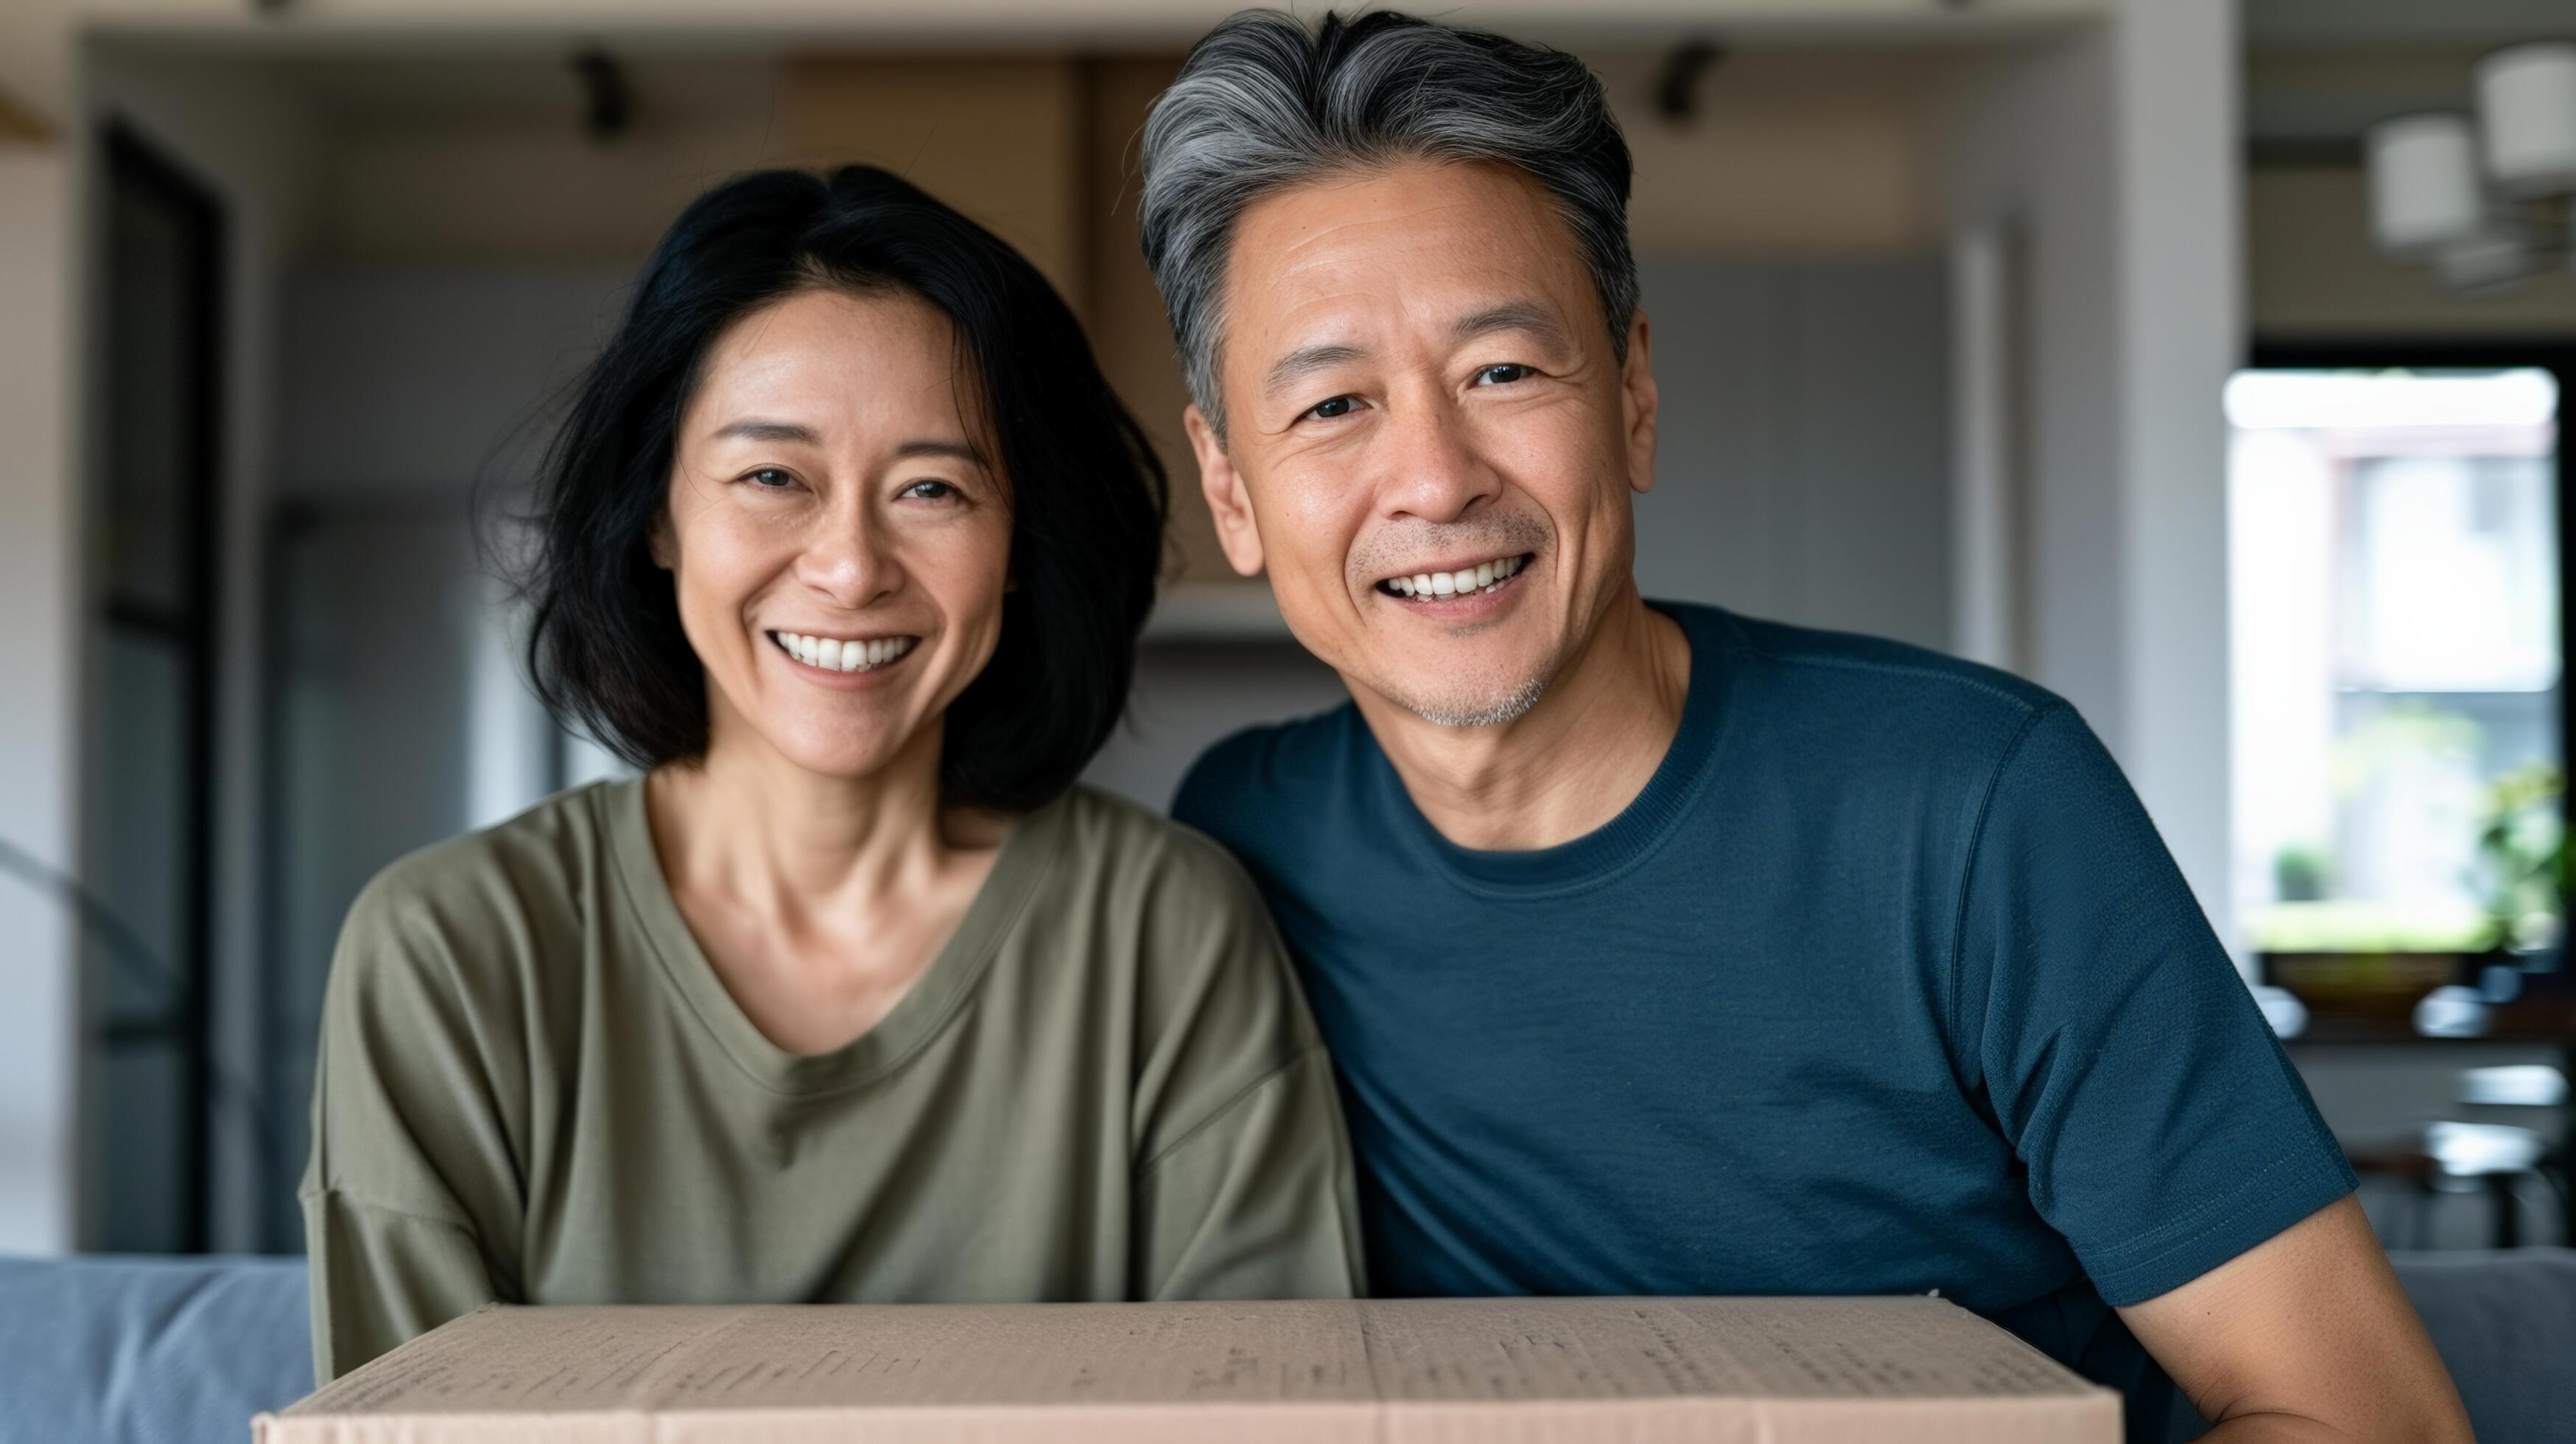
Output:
top-left (1452, 301), bottom-right (1569, 348)
top-left (1264, 342), bottom-right (1368, 398)
top-left (1258, 304), bottom-right (1567, 399)
top-left (711, 418), bottom-right (819, 444)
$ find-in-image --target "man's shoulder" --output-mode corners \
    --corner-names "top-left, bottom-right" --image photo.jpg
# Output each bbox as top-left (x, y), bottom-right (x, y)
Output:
top-left (1171, 701), bottom-right (1367, 847)
top-left (1688, 603), bottom-right (2059, 720)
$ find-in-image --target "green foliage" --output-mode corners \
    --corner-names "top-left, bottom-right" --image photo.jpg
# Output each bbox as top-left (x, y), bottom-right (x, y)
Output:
top-left (2273, 843), bottom-right (2332, 903)
top-left (2473, 763), bottom-right (2565, 952)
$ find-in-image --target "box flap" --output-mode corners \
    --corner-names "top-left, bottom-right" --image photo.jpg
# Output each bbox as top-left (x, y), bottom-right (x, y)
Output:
top-left (260, 1297), bottom-right (2120, 1444)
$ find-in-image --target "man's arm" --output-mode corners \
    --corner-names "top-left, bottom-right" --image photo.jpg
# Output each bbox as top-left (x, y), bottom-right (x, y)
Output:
top-left (2119, 1196), bottom-right (2470, 1443)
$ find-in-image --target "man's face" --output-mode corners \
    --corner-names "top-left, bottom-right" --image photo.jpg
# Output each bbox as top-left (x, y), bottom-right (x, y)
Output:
top-left (1188, 159), bottom-right (1657, 729)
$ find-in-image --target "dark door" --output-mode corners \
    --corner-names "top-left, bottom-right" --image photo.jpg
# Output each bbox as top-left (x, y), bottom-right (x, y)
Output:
top-left (82, 122), bottom-right (225, 1253)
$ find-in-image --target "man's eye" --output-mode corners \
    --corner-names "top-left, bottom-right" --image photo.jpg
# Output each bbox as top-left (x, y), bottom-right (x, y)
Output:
top-left (900, 479), bottom-right (958, 501)
top-left (745, 467), bottom-right (796, 488)
top-left (1475, 364), bottom-right (1535, 386)
top-left (1307, 395), bottom-right (1358, 421)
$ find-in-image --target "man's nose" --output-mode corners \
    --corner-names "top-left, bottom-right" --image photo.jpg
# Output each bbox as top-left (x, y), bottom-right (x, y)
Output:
top-left (1378, 396), bottom-right (1501, 525)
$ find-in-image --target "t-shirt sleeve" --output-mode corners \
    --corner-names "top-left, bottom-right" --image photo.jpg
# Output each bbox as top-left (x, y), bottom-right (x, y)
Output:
top-left (302, 1191), bottom-right (492, 1385)
top-left (1136, 1047), bottom-right (1367, 1301)
top-left (1953, 702), bottom-right (2355, 1308)
top-left (298, 862), bottom-right (523, 1381)
top-left (1126, 833), bottom-right (1366, 1303)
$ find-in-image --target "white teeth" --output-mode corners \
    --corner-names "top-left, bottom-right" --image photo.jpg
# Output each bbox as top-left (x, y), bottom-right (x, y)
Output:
top-left (772, 631), bottom-right (916, 673)
top-left (1383, 555), bottom-right (1527, 600)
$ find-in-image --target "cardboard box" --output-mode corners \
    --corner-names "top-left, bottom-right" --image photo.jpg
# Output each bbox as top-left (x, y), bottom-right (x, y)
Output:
top-left (258, 1296), bottom-right (2121, 1443)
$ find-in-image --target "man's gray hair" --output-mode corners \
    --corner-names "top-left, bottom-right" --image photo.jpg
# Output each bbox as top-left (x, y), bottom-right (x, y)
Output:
top-left (1137, 9), bottom-right (1638, 438)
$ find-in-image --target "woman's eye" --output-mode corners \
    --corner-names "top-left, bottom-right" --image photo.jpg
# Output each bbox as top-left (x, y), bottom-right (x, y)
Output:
top-left (899, 479), bottom-right (958, 501)
top-left (1307, 395), bottom-right (1358, 421)
top-left (1475, 364), bottom-right (1535, 386)
top-left (745, 467), bottom-right (796, 489)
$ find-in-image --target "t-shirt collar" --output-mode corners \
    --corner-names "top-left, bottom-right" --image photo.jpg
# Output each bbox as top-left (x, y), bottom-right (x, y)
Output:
top-left (1363, 601), bottom-right (1738, 897)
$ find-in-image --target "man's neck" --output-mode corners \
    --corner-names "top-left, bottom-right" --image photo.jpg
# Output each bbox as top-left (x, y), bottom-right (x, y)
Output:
top-left (1352, 589), bottom-right (1692, 852)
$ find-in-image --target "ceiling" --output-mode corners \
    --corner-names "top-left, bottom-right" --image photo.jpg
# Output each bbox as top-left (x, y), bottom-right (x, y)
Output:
top-left (2245, 0), bottom-right (2573, 153)
top-left (2250, 0), bottom-right (2576, 52)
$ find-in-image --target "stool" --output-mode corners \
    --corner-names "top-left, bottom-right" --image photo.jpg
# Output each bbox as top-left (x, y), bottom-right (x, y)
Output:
top-left (2347, 1122), bottom-right (2560, 1248)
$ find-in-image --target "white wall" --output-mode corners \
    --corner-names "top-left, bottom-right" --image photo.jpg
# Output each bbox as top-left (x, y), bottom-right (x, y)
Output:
top-left (1940, 0), bottom-right (2243, 958)
top-left (1942, 31), bottom-right (2125, 726)
top-left (1632, 256), bottom-right (1955, 650)
top-left (0, 147), bottom-right (79, 1255)
top-left (2112, 0), bottom-right (2241, 961)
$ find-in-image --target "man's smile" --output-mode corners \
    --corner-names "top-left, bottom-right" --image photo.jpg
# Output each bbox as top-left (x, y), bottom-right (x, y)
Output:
top-left (1372, 551), bottom-right (1531, 602)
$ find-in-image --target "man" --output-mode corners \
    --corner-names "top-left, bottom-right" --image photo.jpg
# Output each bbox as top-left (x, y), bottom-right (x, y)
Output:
top-left (1140, 11), bottom-right (2471, 1443)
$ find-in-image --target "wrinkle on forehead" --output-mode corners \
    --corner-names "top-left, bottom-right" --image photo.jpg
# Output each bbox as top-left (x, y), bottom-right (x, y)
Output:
top-left (1224, 161), bottom-right (1601, 388)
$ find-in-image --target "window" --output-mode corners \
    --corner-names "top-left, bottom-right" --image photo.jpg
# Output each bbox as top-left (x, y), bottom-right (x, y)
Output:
top-left (2228, 367), bottom-right (2563, 959)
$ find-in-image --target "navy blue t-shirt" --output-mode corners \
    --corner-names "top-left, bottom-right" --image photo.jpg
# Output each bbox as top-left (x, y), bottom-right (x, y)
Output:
top-left (1174, 602), bottom-right (2354, 1432)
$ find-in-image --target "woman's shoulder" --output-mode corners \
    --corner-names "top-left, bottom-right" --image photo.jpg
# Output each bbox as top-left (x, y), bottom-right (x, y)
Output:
top-left (1028, 785), bottom-right (1297, 1009)
top-left (337, 781), bottom-right (629, 986)
top-left (1038, 784), bottom-right (1268, 913)
top-left (1032, 791), bottom-right (1319, 1152)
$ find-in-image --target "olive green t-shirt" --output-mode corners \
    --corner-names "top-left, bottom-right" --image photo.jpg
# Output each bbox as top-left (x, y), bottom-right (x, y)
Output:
top-left (299, 780), bottom-right (1364, 1381)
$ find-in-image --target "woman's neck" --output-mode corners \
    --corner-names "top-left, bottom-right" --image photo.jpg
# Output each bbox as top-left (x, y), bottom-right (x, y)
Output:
top-left (648, 717), bottom-right (962, 928)
top-left (643, 714), bottom-right (1012, 1055)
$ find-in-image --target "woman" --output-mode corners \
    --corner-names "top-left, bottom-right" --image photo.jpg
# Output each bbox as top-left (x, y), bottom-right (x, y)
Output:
top-left (298, 166), bottom-right (1362, 1381)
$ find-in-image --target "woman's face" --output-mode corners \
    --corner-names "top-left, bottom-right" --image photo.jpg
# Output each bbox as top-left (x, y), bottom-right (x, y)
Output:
top-left (660, 287), bottom-right (1012, 782)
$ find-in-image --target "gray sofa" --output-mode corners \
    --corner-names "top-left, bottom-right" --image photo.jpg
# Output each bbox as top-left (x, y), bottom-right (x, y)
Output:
top-left (4, 1250), bottom-right (2571, 1443)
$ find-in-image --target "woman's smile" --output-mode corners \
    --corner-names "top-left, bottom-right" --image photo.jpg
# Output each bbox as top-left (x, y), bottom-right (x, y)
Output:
top-left (766, 628), bottom-right (921, 679)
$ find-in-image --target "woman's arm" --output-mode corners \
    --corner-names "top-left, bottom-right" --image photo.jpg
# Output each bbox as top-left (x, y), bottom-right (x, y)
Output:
top-left (298, 861), bottom-right (525, 1381)
top-left (1135, 1045), bottom-right (1366, 1300)
top-left (1126, 833), bottom-right (1366, 1301)
top-left (303, 1191), bottom-right (494, 1383)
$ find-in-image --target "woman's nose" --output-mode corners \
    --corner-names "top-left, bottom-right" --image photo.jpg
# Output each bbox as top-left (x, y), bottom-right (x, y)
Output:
top-left (794, 510), bottom-right (899, 608)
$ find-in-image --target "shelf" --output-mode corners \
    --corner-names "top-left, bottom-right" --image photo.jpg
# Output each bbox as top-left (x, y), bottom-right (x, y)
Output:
top-left (1141, 581), bottom-right (1294, 643)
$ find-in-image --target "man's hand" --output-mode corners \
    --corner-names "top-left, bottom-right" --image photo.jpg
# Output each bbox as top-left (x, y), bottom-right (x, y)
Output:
top-left (2118, 1195), bottom-right (2471, 1443)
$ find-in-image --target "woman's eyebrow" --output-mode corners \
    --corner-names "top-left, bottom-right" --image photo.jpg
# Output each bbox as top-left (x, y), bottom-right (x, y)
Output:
top-left (712, 418), bottom-right (819, 444)
top-left (891, 438), bottom-right (987, 466)
top-left (709, 421), bottom-right (986, 468)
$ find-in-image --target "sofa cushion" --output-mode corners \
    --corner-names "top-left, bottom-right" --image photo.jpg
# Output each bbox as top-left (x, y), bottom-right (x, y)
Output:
top-left (2390, 1247), bottom-right (2576, 1444)
top-left (0, 1253), bottom-right (309, 1444)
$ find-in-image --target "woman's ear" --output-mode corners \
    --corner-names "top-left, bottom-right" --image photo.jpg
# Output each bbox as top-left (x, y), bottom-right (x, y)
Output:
top-left (648, 509), bottom-right (675, 570)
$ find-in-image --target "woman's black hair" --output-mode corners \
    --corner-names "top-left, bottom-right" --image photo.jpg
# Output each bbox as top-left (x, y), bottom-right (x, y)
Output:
top-left (519, 165), bottom-right (1168, 813)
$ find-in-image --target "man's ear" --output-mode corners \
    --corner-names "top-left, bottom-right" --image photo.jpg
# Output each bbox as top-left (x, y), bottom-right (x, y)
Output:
top-left (1185, 403), bottom-right (1267, 578)
top-left (1621, 309), bottom-right (1660, 497)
